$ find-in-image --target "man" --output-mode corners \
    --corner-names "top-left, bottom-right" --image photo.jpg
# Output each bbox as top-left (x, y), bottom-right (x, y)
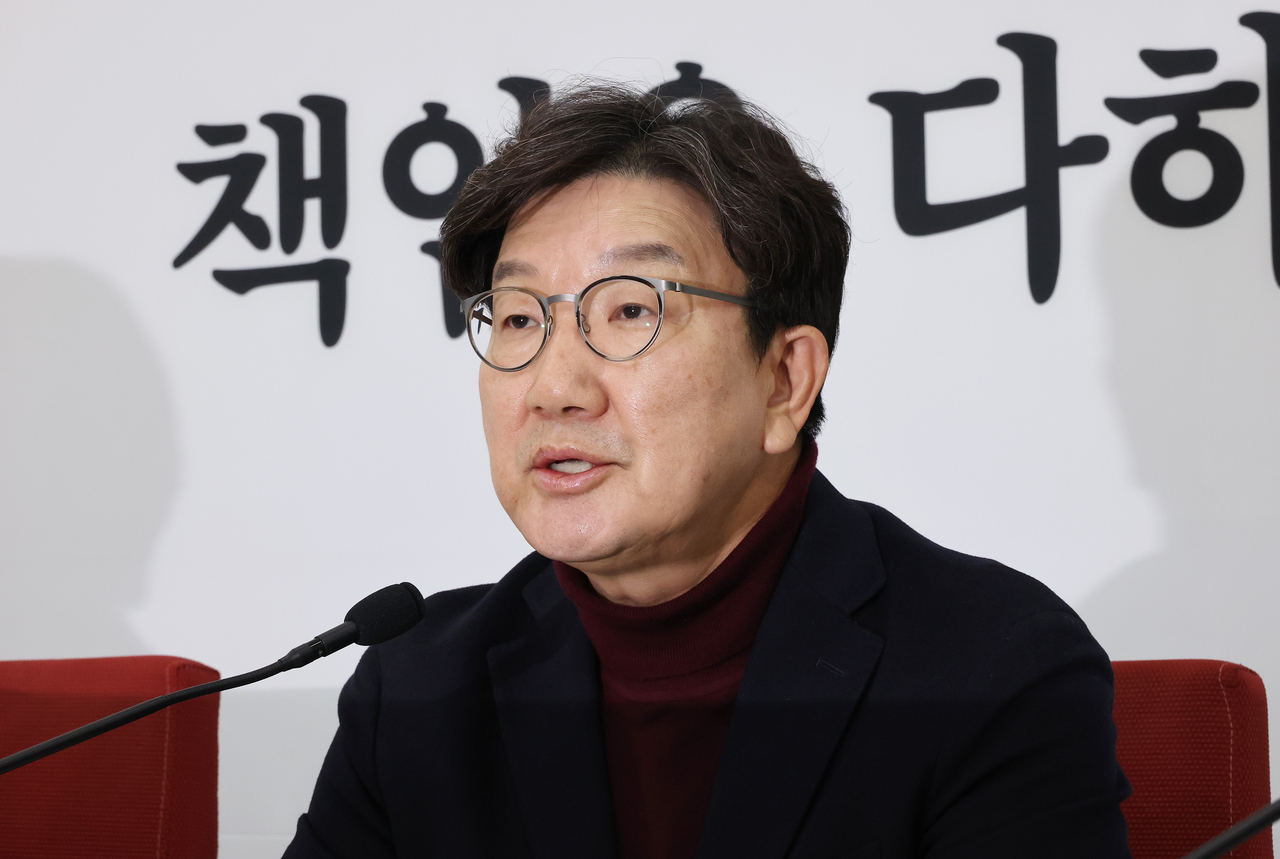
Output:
top-left (284, 86), bottom-right (1130, 859)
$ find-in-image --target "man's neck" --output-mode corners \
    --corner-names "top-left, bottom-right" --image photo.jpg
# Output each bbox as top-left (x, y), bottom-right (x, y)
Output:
top-left (578, 444), bottom-right (805, 607)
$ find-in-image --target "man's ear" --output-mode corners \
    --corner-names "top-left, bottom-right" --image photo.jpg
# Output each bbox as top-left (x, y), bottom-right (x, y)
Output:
top-left (761, 325), bottom-right (829, 455)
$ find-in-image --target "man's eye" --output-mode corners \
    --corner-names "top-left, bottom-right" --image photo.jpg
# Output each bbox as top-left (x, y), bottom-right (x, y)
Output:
top-left (613, 303), bottom-right (655, 322)
top-left (501, 314), bottom-right (537, 330)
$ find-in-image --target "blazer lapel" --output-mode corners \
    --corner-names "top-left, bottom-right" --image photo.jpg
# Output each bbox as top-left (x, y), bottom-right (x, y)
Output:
top-left (698, 472), bottom-right (887, 859)
top-left (487, 565), bottom-right (617, 859)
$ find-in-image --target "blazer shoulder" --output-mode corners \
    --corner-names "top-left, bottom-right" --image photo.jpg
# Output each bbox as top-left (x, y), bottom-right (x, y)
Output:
top-left (813, 489), bottom-right (1113, 705)
top-left (804, 474), bottom-right (1097, 669)
top-left (854, 497), bottom-right (1076, 622)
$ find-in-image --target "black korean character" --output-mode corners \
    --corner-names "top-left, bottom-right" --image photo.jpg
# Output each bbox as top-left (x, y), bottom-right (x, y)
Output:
top-left (1105, 50), bottom-right (1258, 228)
top-left (176, 96), bottom-right (352, 348)
top-left (869, 33), bottom-right (1109, 304)
top-left (214, 259), bottom-right (349, 347)
top-left (648, 62), bottom-right (742, 108)
top-left (498, 76), bottom-right (551, 124)
top-left (261, 95), bottom-right (348, 253)
top-left (1241, 12), bottom-right (1280, 286)
top-left (173, 124), bottom-right (270, 268)
top-left (383, 101), bottom-right (489, 338)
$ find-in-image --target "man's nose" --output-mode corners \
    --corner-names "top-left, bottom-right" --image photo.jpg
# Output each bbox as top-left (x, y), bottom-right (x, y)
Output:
top-left (523, 302), bottom-right (608, 418)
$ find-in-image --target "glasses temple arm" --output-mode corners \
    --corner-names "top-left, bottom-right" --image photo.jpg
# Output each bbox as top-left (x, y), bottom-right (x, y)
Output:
top-left (668, 281), bottom-right (756, 307)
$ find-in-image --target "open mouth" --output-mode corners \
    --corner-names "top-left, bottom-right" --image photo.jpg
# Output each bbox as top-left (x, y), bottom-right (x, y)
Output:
top-left (548, 459), bottom-right (593, 474)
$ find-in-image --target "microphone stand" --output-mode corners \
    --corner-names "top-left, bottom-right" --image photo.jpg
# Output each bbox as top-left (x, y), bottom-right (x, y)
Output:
top-left (0, 663), bottom-right (279, 776)
top-left (1182, 796), bottom-right (1280, 859)
top-left (0, 620), bottom-right (359, 776)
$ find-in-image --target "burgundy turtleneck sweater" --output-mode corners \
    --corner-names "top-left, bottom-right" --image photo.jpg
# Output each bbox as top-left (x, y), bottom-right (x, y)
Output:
top-left (554, 443), bottom-right (818, 859)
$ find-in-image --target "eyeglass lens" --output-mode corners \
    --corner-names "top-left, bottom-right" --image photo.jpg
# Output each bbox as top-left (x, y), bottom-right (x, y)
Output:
top-left (468, 290), bottom-right (545, 369)
top-left (467, 278), bottom-right (663, 369)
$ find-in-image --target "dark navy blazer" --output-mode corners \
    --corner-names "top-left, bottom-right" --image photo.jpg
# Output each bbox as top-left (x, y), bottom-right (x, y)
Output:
top-left (284, 471), bottom-right (1132, 859)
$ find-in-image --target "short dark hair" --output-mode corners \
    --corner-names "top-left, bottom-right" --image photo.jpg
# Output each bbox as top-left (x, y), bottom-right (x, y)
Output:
top-left (439, 84), bottom-right (850, 440)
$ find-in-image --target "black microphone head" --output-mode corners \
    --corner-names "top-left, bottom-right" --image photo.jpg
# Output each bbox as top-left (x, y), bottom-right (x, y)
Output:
top-left (344, 582), bottom-right (425, 646)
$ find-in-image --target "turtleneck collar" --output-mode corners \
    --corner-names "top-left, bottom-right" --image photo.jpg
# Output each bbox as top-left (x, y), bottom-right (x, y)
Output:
top-left (555, 442), bottom-right (818, 681)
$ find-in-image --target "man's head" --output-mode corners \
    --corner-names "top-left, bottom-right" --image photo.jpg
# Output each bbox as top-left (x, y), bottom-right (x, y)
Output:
top-left (442, 86), bottom-right (850, 436)
top-left (440, 85), bottom-right (850, 603)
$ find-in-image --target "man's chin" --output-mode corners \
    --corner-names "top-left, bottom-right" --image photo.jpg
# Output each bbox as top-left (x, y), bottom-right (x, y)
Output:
top-left (521, 525), bottom-right (629, 570)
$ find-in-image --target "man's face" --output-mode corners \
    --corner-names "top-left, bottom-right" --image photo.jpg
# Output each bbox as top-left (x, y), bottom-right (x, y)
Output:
top-left (480, 174), bottom-right (786, 589)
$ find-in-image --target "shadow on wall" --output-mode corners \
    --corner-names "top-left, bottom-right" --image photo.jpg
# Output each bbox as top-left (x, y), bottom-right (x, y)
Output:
top-left (0, 261), bottom-right (331, 857)
top-left (1078, 155), bottom-right (1280, 705)
top-left (0, 259), bottom-right (177, 660)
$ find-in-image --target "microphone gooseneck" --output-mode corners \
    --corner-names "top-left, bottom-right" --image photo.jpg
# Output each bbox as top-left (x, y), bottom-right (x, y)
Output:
top-left (0, 582), bottom-right (425, 777)
top-left (1180, 796), bottom-right (1280, 859)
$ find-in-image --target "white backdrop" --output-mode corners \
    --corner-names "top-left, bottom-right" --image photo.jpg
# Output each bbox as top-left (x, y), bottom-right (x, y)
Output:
top-left (2, 1), bottom-right (1279, 855)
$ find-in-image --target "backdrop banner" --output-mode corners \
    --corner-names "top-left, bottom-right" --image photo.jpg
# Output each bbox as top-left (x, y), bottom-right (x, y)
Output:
top-left (3, 2), bottom-right (1279, 855)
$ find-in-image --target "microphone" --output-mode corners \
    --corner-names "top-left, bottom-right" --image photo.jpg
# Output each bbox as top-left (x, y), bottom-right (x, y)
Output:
top-left (0, 581), bottom-right (425, 776)
top-left (279, 581), bottom-right (426, 669)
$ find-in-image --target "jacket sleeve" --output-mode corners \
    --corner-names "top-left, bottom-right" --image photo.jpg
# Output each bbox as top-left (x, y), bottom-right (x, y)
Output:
top-left (282, 647), bottom-right (396, 859)
top-left (921, 607), bottom-right (1132, 859)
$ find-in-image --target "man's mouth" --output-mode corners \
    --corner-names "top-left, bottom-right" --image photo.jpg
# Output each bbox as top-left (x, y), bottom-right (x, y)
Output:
top-left (548, 459), bottom-right (593, 474)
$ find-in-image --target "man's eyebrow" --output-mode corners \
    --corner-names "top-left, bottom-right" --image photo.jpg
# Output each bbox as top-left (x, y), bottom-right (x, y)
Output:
top-left (492, 259), bottom-right (539, 283)
top-left (598, 243), bottom-right (685, 269)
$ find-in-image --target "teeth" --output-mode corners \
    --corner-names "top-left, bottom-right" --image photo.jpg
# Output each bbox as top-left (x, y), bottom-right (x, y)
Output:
top-left (549, 459), bottom-right (592, 474)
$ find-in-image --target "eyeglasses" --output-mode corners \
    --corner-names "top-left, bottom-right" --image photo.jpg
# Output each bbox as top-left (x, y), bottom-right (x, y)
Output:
top-left (459, 275), bottom-right (756, 371)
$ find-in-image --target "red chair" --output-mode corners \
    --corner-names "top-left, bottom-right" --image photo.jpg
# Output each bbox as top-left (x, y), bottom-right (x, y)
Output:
top-left (0, 655), bottom-right (220, 859)
top-left (1114, 659), bottom-right (1273, 859)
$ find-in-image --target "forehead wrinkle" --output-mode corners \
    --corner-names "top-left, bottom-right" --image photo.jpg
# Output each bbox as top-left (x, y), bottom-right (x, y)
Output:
top-left (492, 258), bottom-right (539, 284)
top-left (597, 242), bottom-right (686, 270)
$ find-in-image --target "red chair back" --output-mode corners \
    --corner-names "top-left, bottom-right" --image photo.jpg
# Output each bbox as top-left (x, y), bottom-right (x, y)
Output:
top-left (0, 655), bottom-right (219, 859)
top-left (1114, 659), bottom-right (1272, 859)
